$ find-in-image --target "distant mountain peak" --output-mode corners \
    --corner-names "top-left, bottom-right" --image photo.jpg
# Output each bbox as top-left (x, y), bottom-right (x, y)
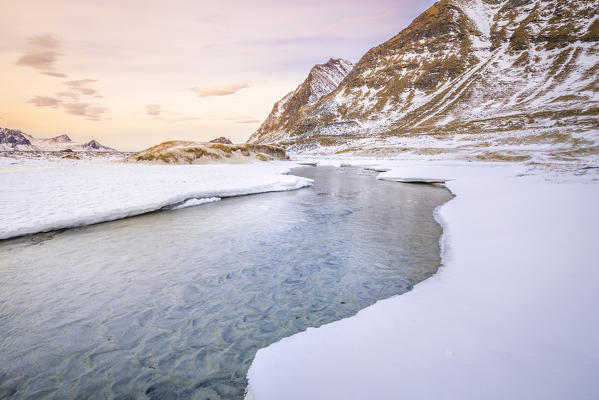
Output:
top-left (0, 128), bottom-right (34, 150)
top-left (82, 139), bottom-right (115, 151)
top-left (50, 134), bottom-right (72, 143)
top-left (209, 137), bottom-right (233, 144)
top-left (248, 57), bottom-right (354, 143)
top-left (0, 126), bottom-right (118, 152)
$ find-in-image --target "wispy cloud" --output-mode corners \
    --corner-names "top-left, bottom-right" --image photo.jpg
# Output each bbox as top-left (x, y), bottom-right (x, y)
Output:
top-left (28, 34), bottom-right (61, 49)
top-left (146, 104), bottom-right (161, 116)
top-left (29, 96), bottom-right (62, 107)
top-left (16, 50), bottom-right (62, 70)
top-left (30, 91), bottom-right (109, 121)
top-left (16, 33), bottom-right (63, 71)
top-left (43, 71), bottom-right (68, 78)
top-left (63, 103), bottom-right (109, 121)
top-left (233, 119), bottom-right (260, 124)
top-left (56, 91), bottom-right (80, 101)
top-left (191, 81), bottom-right (250, 97)
top-left (65, 79), bottom-right (98, 96)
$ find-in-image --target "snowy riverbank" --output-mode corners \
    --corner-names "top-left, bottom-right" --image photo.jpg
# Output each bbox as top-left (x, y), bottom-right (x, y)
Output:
top-left (246, 160), bottom-right (599, 400)
top-left (0, 159), bottom-right (312, 239)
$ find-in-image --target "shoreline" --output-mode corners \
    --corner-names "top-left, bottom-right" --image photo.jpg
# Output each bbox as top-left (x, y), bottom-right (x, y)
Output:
top-left (0, 160), bottom-right (312, 240)
top-left (245, 160), bottom-right (599, 400)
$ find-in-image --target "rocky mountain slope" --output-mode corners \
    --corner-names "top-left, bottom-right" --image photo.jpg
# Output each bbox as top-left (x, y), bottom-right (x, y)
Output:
top-left (249, 0), bottom-right (599, 163)
top-left (247, 58), bottom-right (354, 143)
top-left (0, 127), bottom-right (117, 152)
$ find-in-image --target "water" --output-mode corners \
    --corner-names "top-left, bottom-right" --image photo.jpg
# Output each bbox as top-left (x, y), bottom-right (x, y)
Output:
top-left (0, 166), bottom-right (452, 400)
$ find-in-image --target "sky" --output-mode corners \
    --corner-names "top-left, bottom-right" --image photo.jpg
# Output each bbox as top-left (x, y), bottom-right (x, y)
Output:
top-left (0, 0), bottom-right (434, 151)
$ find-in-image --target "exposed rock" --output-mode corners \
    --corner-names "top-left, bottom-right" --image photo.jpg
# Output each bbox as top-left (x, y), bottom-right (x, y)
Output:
top-left (209, 137), bottom-right (233, 144)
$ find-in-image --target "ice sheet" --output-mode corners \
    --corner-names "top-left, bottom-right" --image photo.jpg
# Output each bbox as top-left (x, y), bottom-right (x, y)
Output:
top-left (0, 160), bottom-right (312, 239)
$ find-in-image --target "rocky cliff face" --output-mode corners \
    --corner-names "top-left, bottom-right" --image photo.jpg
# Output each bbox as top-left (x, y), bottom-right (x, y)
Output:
top-left (250, 0), bottom-right (599, 163)
top-left (248, 58), bottom-right (354, 144)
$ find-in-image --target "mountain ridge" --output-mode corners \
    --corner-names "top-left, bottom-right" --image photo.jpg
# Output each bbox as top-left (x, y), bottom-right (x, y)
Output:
top-left (248, 0), bottom-right (599, 163)
top-left (248, 58), bottom-right (354, 144)
top-left (0, 127), bottom-right (117, 152)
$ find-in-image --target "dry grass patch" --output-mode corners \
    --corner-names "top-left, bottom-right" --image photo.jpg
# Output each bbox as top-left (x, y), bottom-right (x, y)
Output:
top-left (127, 141), bottom-right (287, 164)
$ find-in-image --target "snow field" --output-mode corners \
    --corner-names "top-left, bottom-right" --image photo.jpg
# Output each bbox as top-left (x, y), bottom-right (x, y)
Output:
top-left (246, 161), bottom-right (599, 400)
top-left (0, 161), bottom-right (312, 239)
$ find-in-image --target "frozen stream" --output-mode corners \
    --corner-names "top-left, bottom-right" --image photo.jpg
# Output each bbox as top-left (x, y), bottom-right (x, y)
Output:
top-left (0, 166), bottom-right (452, 399)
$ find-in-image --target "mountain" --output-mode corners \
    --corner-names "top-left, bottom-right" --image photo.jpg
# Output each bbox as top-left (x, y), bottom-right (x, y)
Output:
top-left (209, 137), bottom-right (234, 144)
top-left (249, 0), bottom-right (599, 163)
top-left (0, 128), bottom-right (36, 151)
top-left (81, 140), bottom-right (115, 152)
top-left (0, 127), bottom-right (117, 152)
top-left (48, 134), bottom-right (72, 143)
top-left (248, 58), bottom-right (354, 143)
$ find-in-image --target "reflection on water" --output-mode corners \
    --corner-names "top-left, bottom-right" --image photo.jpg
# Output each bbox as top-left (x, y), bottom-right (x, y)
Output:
top-left (0, 166), bottom-right (452, 400)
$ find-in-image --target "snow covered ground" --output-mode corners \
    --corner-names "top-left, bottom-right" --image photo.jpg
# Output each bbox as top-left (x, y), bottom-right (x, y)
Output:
top-left (246, 160), bottom-right (599, 400)
top-left (0, 158), bottom-right (312, 239)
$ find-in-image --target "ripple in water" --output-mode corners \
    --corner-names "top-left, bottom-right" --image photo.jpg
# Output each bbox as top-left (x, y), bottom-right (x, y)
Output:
top-left (0, 166), bottom-right (453, 399)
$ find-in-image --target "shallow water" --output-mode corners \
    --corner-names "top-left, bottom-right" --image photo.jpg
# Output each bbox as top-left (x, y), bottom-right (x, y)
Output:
top-left (0, 166), bottom-right (452, 400)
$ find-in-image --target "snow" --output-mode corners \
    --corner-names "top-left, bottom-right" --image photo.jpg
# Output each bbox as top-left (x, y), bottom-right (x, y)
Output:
top-left (0, 128), bottom-right (116, 152)
top-left (246, 160), bottom-right (599, 400)
top-left (171, 197), bottom-right (221, 210)
top-left (456, 0), bottom-right (496, 38)
top-left (0, 160), bottom-right (312, 239)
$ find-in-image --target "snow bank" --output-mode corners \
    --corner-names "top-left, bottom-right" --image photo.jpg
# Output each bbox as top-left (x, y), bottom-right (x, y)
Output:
top-left (246, 161), bottom-right (599, 400)
top-left (0, 161), bottom-right (312, 239)
top-left (171, 197), bottom-right (221, 210)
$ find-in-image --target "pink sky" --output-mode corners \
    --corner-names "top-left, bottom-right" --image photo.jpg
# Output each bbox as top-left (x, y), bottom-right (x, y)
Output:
top-left (0, 0), bottom-right (434, 151)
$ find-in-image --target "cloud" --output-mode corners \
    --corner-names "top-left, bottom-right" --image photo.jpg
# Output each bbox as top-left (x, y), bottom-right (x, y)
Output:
top-left (16, 50), bottom-right (62, 70)
top-left (233, 119), bottom-right (260, 124)
top-left (28, 34), bottom-right (61, 49)
top-left (191, 81), bottom-right (250, 97)
top-left (146, 104), bottom-right (161, 116)
top-left (29, 96), bottom-right (62, 107)
top-left (63, 103), bottom-right (109, 121)
top-left (16, 34), bottom-right (63, 71)
top-left (56, 91), bottom-right (80, 101)
top-left (42, 71), bottom-right (68, 78)
top-left (65, 79), bottom-right (98, 96)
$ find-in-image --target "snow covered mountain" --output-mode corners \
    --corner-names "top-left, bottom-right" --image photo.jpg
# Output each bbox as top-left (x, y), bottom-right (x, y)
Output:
top-left (249, 0), bottom-right (599, 163)
top-left (247, 58), bottom-right (354, 144)
top-left (0, 128), bottom-right (34, 151)
top-left (80, 139), bottom-right (115, 152)
top-left (0, 127), bottom-right (117, 152)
